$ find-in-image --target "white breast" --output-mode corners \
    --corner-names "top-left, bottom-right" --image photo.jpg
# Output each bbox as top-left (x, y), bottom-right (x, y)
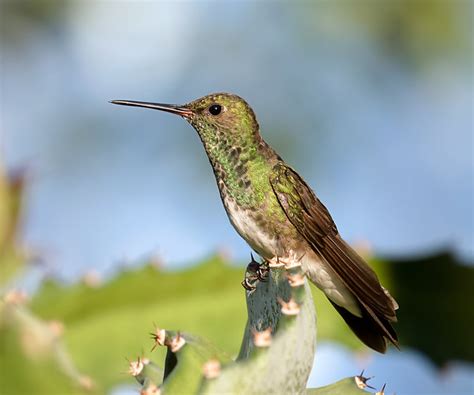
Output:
top-left (224, 198), bottom-right (278, 259)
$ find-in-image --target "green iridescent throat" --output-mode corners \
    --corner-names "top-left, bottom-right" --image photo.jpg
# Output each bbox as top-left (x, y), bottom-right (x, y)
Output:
top-left (186, 95), bottom-right (278, 208)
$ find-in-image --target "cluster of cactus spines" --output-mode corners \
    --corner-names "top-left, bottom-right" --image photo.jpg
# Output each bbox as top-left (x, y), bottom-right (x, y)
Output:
top-left (128, 356), bottom-right (163, 394)
top-left (201, 359), bottom-right (221, 379)
top-left (131, 329), bottom-right (232, 394)
top-left (355, 370), bottom-right (389, 394)
top-left (150, 327), bottom-right (167, 351)
top-left (131, 257), bottom-right (389, 394)
top-left (355, 370), bottom-right (375, 390)
top-left (251, 327), bottom-right (272, 348)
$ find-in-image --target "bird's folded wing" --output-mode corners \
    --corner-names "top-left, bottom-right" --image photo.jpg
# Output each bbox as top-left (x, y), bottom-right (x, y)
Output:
top-left (269, 162), bottom-right (397, 321)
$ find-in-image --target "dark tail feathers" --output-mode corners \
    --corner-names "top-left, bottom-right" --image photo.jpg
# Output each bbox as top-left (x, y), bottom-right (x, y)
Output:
top-left (330, 300), bottom-right (399, 353)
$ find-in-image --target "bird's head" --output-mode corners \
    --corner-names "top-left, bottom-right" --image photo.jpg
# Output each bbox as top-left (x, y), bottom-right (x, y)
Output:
top-left (111, 93), bottom-right (259, 145)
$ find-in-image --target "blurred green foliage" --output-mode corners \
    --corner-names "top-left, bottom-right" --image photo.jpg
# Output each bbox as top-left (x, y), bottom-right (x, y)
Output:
top-left (299, 0), bottom-right (470, 69)
top-left (0, 166), bottom-right (27, 286)
top-left (2, 0), bottom-right (470, 69)
top-left (389, 252), bottom-right (474, 366)
top-left (31, 258), bottom-right (246, 391)
top-left (1, 301), bottom-right (90, 395)
top-left (0, 0), bottom-right (68, 44)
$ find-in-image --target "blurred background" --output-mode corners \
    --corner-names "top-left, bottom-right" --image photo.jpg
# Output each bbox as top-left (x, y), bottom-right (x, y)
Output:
top-left (1, 1), bottom-right (473, 394)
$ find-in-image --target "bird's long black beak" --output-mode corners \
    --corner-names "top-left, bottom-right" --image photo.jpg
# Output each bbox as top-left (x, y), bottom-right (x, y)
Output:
top-left (110, 100), bottom-right (193, 118)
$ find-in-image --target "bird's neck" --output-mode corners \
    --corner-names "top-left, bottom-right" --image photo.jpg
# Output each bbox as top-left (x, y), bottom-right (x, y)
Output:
top-left (197, 130), bottom-right (279, 207)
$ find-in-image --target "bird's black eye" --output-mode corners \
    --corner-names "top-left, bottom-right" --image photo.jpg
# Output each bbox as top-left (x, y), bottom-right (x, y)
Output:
top-left (209, 104), bottom-right (222, 116)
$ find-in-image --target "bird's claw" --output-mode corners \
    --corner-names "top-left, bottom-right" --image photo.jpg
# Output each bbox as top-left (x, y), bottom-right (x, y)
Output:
top-left (241, 277), bottom-right (256, 291)
top-left (241, 253), bottom-right (270, 292)
top-left (246, 253), bottom-right (261, 274)
top-left (256, 260), bottom-right (269, 282)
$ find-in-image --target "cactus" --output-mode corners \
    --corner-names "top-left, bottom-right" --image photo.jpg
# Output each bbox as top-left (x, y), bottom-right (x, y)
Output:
top-left (201, 263), bottom-right (316, 394)
top-left (306, 376), bottom-right (381, 394)
top-left (0, 293), bottom-right (95, 394)
top-left (135, 260), bottom-right (377, 394)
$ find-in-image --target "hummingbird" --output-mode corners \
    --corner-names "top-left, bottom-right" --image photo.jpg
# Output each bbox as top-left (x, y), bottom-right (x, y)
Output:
top-left (111, 93), bottom-right (399, 353)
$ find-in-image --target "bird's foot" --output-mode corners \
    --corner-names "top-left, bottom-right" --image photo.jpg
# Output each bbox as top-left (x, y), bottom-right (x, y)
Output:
top-left (241, 277), bottom-right (257, 292)
top-left (246, 253), bottom-right (261, 274)
top-left (241, 253), bottom-right (269, 292)
top-left (256, 259), bottom-right (269, 282)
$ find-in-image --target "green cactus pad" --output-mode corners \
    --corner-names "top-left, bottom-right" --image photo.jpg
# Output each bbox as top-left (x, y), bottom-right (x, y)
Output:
top-left (199, 265), bottom-right (316, 394)
top-left (306, 376), bottom-right (373, 394)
